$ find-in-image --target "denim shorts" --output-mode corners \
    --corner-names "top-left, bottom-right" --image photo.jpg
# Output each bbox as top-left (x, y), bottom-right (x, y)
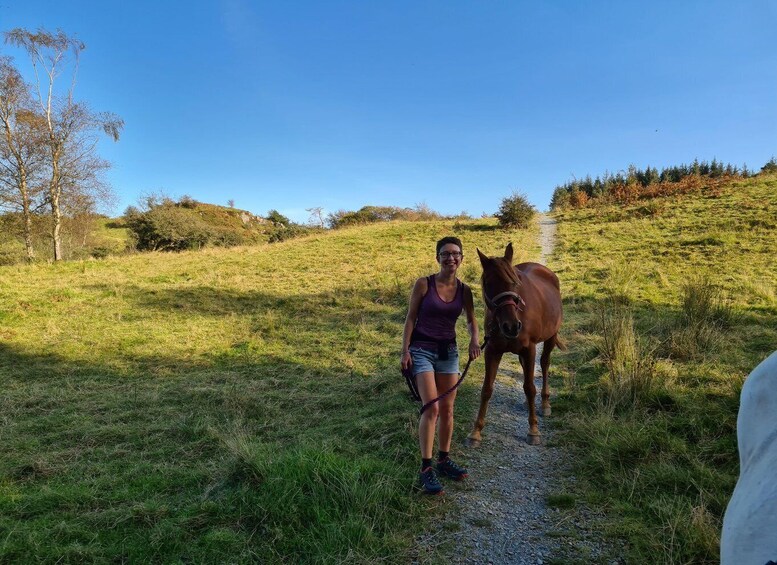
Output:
top-left (409, 344), bottom-right (460, 376)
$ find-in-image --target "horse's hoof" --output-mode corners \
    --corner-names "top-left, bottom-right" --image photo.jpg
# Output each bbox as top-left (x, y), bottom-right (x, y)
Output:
top-left (526, 434), bottom-right (541, 446)
top-left (465, 437), bottom-right (481, 448)
top-left (542, 406), bottom-right (552, 417)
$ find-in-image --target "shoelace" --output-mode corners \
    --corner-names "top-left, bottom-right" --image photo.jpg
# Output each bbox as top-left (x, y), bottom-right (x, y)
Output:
top-left (421, 468), bottom-right (441, 487)
top-left (439, 459), bottom-right (466, 473)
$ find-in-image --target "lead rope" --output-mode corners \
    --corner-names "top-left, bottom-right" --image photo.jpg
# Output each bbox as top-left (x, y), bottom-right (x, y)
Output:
top-left (419, 337), bottom-right (489, 415)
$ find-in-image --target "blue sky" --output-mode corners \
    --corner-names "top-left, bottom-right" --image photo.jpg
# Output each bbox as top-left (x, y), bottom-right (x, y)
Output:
top-left (2, 1), bottom-right (776, 222)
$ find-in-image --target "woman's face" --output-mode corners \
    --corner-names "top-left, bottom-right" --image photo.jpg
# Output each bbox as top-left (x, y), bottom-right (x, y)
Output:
top-left (437, 243), bottom-right (463, 272)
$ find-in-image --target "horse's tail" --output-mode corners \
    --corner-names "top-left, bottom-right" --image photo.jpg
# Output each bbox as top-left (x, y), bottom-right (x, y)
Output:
top-left (554, 334), bottom-right (568, 351)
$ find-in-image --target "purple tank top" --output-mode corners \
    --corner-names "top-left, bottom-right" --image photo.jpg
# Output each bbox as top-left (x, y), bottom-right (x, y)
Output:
top-left (414, 275), bottom-right (464, 341)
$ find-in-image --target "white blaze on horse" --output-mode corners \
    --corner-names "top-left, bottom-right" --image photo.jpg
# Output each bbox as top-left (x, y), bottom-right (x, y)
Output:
top-left (721, 350), bottom-right (777, 565)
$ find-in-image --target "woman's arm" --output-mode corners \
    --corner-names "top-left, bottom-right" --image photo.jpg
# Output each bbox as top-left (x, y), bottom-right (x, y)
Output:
top-left (401, 277), bottom-right (427, 370)
top-left (464, 284), bottom-right (481, 360)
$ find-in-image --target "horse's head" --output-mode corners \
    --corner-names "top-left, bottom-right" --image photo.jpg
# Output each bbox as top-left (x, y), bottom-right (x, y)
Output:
top-left (477, 243), bottom-right (523, 339)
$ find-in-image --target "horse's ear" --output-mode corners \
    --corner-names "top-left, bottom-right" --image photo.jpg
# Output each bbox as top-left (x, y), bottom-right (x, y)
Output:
top-left (504, 243), bottom-right (514, 265)
top-left (477, 248), bottom-right (490, 268)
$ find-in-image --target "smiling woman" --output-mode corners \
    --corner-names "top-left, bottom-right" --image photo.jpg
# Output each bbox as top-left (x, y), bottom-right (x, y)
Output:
top-left (401, 236), bottom-right (481, 495)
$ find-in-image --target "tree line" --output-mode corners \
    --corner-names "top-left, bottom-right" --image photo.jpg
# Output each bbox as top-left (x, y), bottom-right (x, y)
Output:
top-left (0, 28), bottom-right (122, 262)
top-left (550, 157), bottom-right (776, 210)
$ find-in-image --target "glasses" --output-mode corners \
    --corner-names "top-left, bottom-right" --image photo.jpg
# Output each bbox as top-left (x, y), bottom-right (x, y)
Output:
top-left (439, 251), bottom-right (463, 259)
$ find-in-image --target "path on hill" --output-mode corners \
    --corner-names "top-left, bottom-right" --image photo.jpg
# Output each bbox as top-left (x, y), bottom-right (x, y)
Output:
top-left (414, 214), bottom-right (618, 565)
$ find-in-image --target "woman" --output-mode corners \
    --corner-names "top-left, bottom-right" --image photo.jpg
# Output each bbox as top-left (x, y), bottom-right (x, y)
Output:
top-left (401, 236), bottom-right (481, 494)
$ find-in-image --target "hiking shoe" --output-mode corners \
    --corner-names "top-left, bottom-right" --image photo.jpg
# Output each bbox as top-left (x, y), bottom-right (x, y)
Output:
top-left (419, 467), bottom-right (444, 495)
top-left (436, 457), bottom-right (468, 481)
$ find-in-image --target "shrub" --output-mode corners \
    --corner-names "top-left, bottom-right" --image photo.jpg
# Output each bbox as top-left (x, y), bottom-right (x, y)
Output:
top-left (90, 246), bottom-right (112, 259)
top-left (125, 205), bottom-right (213, 251)
top-left (495, 192), bottom-right (535, 228)
top-left (266, 209), bottom-right (291, 226)
top-left (0, 248), bottom-right (20, 266)
top-left (210, 228), bottom-right (245, 247)
top-left (326, 205), bottom-right (443, 229)
top-left (323, 203), bottom-right (465, 229)
top-left (267, 224), bottom-right (311, 243)
top-left (179, 195), bottom-right (198, 208)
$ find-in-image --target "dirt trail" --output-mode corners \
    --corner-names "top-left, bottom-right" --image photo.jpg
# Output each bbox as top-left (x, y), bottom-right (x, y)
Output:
top-left (416, 214), bottom-right (617, 565)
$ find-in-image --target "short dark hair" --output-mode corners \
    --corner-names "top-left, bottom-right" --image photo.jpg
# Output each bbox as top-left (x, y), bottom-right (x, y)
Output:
top-left (436, 236), bottom-right (463, 256)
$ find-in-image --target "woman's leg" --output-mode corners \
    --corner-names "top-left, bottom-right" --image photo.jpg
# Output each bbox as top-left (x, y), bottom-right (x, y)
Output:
top-left (435, 372), bottom-right (459, 453)
top-left (416, 371), bottom-right (439, 459)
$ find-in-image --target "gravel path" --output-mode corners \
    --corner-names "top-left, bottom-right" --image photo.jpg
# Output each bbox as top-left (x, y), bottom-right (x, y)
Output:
top-left (415, 215), bottom-right (620, 565)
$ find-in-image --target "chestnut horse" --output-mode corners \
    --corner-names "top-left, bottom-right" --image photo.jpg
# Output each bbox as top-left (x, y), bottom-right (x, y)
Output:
top-left (466, 243), bottom-right (565, 447)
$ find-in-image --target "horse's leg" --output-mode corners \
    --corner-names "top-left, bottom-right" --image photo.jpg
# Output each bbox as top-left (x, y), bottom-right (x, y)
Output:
top-left (520, 344), bottom-right (541, 445)
top-left (540, 337), bottom-right (556, 417)
top-left (465, 347), bottom-right (503, 448)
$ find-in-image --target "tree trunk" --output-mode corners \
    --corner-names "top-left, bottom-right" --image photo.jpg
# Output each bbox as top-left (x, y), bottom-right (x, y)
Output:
top-left (20, 173), bottom-right (35, 262)
top-left (23, 214), bottom-right (35, 261)
top-left (49, 146), bottom-right (63, 261)
top-left (51, 195), bottom-right (62, 261)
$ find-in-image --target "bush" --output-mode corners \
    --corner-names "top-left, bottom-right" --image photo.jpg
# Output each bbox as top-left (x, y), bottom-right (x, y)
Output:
top-left (266, 209), bottom-right (291, 226)
top-left (90, 246), bottom-right (112, 259)
top-left (0, 248), bottom-right (20, 266)
top-left (496, 192), bottom-right (536, 228)
top-left (179, 195), bottom-right (198, 208)
top-left (267, 224), bottom-right (311, 243)
top-left (210, 228), bottom-right (246, 247)
top-left (327, 206), bottom-right (400, 228)
top-left (326, 205), bottom-right (442, 229)
top-left (125, 205), bottom-right (213, 251)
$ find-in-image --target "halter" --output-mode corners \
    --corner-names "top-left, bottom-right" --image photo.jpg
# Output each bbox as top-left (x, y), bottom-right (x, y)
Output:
top-left (484, 290), bottom-right (525, 312)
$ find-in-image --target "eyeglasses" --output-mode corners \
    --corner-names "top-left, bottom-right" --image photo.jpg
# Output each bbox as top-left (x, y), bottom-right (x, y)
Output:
top-left (439, 251), bottom-right (463, 259)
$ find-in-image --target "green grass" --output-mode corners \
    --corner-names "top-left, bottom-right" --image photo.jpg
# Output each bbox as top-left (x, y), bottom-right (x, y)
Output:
top-left (0, 218), bottom-right (539, 563)
top-left (549, 173), bottom-right (777, 564)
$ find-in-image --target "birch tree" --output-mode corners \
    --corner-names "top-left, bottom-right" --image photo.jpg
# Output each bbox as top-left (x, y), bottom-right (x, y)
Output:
top-left (5, 28), bottom-right (123, 261)
top-left (0, 56), bottom-right (47, 261)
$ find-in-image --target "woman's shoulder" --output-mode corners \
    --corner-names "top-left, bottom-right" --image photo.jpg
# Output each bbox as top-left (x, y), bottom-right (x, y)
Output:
top-left (413, 276), bottom-right (431, 292)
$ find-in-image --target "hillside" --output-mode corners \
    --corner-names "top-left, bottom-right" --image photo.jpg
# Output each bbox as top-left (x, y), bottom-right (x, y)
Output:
top-left (1, 174), bottom-right (774, 562)
top-left (0, 218), bottom-right (539, 563)
top-left (0, 201), bottom-right (273, 264)
top-left (549, 173), bottom-right (776, 562)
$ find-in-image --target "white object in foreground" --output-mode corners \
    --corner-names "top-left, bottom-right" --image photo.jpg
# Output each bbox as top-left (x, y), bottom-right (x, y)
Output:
top-left (721, 350), bottom-right (777, 565)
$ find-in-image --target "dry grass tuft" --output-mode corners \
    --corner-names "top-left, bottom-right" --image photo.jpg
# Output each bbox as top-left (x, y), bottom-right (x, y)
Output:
top-left (597, 300), bottom-right (657, 414)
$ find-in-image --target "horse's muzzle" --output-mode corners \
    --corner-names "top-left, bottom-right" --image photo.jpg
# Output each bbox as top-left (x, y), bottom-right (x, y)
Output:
top-left (500, 320), bottom-right (522, 338)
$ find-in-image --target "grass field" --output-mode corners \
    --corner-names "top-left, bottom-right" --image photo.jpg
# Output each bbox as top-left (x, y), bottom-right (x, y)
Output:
top-left (0, 218), bottom-right (539, 563)
top-left (549, 173), bottom-right (776, 563)
top-left (3, 174), bottom-right (773, 563)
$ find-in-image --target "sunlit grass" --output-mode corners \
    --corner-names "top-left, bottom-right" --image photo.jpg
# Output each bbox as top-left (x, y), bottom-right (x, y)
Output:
top-left (549, 173), bottom-right (776, 563)
top-left (0, 217), bottom-right (538, 562)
